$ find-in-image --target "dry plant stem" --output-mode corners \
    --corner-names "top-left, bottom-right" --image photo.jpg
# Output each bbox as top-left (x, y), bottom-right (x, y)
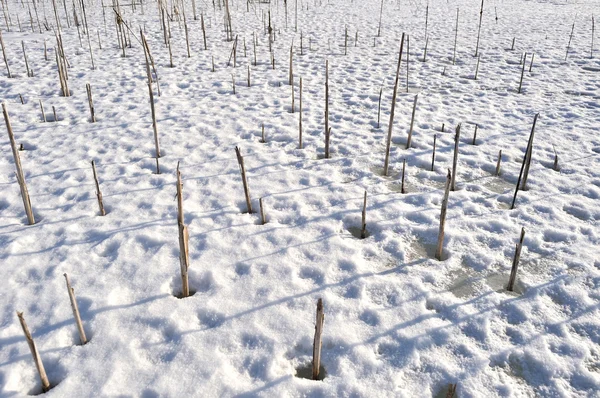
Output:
top-left (17, 312), bottom-right (50, 392)
top-left (423, 37), bottom-right (429, 62)
top-left (383, 33), bottom-right (405, 176)
top-left (324, 60), bottom-right (329, 158)
top-left (566, 22), bottom-right (575, 61)
top-left (3, 103), bottom-right (35, 225)
top-left (63, 273), bottom-right (88, 344)
top-left (39, 100), bottom-right (46, 122)
top-left (1, 30), bottom-right (12, 77)
top-left (201, 13), bottom-right (207, 50)
top-left (259, 197), bottom-right (266, 224)
top-left (435, 170), bottom-right (452, 260)
top-left (377, 87), bottom-right (382, 128)
top-left (472, 124), bottom-right (478, 145)
top-left (474, 0), bottom-right (484, 57)
top-left (495, 150), bottom-right (502, 175)
top-left (518, 53), bottom-right (527, 93)
top-left (507, 228), bottom-right (526, 291)
top-left (452, 8), bottom-right (459, 65)
top-left (361, 191), bottom-right (367, 239)
top-left (511, 113), bottom-right (539, 209)
top-left (406, 35), bottom-right (409, 92)
top-left (299, 77), bottom-right (303, 148)
top-left (91, 160), bottom-right (105, 216)
top-left (86, 83), bottom-right (96, 122)
top-left (447, 383), bottom-right (457, 398)
top-left (474, 55), bottom-right (480, 79)
top-left (451, 124), bottom-right (461, 191)
top-left (176, 163), bottom-right (190, 298)
top-left (591, 16), bottom-right (595, 58)
top-left (401, 159), bottom-right (406, 193)
top-left (529, 53), bottom-right (535, 72)
top-left (431, 134), bottom-right (437, 171)
top-left (312, 298), bottom-right (324, 380)
top-left (22, 41), bottom-right (32, 77)
top-left (406, 94), bottom-right (418, 149)
top-left (521, 114), bottom-right (538, 190)
top-left (235, 147), bottom-right (253, 213)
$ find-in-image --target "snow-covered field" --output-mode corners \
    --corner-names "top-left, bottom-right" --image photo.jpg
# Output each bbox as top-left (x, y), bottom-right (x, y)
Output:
top-left (1, 0), bottom-right (600, 396)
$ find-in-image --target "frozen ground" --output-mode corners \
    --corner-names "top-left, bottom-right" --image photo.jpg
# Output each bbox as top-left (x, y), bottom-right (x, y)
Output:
top-left (1, 0), bottom-right (600, 396)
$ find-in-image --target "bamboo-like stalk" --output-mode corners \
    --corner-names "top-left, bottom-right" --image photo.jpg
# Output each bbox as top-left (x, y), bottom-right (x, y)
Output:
top-left (361, 191), bottom-right (367, 239)
top-left (472, 124), bottom-right (478, 145)
top-left (591, 16), bottom-right (595, 59)
top-left (452, 8), bottom-right (459, 65)
top-left (91, 160), bottom-right (105, 216)
top-left (474, 55), bottom-right (480, 79)
top-left (565, 22), bottom-right (575, 61)
top-left (39, 100), bottom-right (46, 122)
top-left (406, 35), bottom-right (409, 92)
top-left (383, 33), bottom-right (405, 176)
top-left (3, 103), bottom-right (35, 225)
top-left (17, 312), bottom-right (50, 392)
top-left (435, 170), bottom-right (452, 260)
top-left (431, 134), bottom-right (437, 171)
top-left (312, 298), bottom-right (324, 380)
top-left (201, 13), bottom-right (207, 50)
top-left (324, 60), bottom-right (329, 158)
top-left (406, 94), bottom-right (418, 149)
top-left (22, 41), bottom-right (33, 77)
top-left (261, 123), bottom-right (265, 143)
top-left (143, 44), bottom-right (161, 158)
top-left (176, 162), bottom-right (190, 298)
top-left (289, 42), bottom-right (293, 85)
top-left (401, 159), bottom-right (407, 194)
top-left (63, 273), bottom-right (88, 344)
top-left (0, 30), bottom-right (12, 78)
top-left (86, 83), bottom-right (96, 122)
top-left (518, 53), bottom-right (527, 93)
top-left (422, 37), bottom-right (429, 62)
top-left (474, 0), bottom-right (484, 57)
top-left (235, 147), bottom-right (253, 213)
top-left (511, 113), bottom-right (539, 209)
top-left (451, 124), bottom-right (461, 191)
top-left (507, 228), bottom-right (525, 291)
top-left (299, 77), bottom-right (303, 149)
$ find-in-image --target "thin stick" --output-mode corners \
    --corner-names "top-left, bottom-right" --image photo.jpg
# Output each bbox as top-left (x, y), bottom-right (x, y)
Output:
top-left (511, 113), bottom-right (539, 209)
top-left (406, 34), bottom-right (409, 92)
top-left (201, 13), bottom-right (207, 50)
top-left (22, 41), bottom-right (33, 77)
top-left (422, 37), bottom-right (428, 62)
top-left (383, 33), bottom-right (405, 176)
top-left (312, 298), bottom-right (324, 380)
top-left (472, 124), bottom-right (478, 145)
top-left (291, 77), bottom-right (295, 113)
top-left (235, 147), bottom-right (253, 213)
top-left (176, 162), bottom-right (190, 297)
top-left (325, 60), bottom-right (329, 158)
top-left (91, 160), bottom-right (106, 216)
top-left (17, 312), bottom-right (50, 392)
top-left (3, 103), bottom-right (35, 224)
top-left (452, 8), bottom-right (459, 65)
top-left (361, 191), bottom-right (367, 239)
top-left (518, 53), bottom-right (527, 93)
top-left (86, 83), bottom-right (96, 122)
top-left (377, 0), bottom-right (384, 37)
top-left (507, 228), bottom-right (525, 291)
top-left (0, 30), bottom-right (12, 78)
top-left (565, 22), bottom-right (575, 61)
top-left (261, 123), bottom-right (265, 143)
top-left (431, 134), bottom-right (437, 171)
top-left (63, 273), bottom-right (88, 344)
top-left (529, 53), bottom-right (535, 72)
top-left (495, 150), bottom-right (502, 176)
top-left (450, 124), bottom-right (461, 191)
top-left (474, 0), bottom-right (484, 57)
top-left (299, 77), bottom-right (303, 148)
top-left (39, 100), bottom-right (46, 122)
top-left (552, 144), bottom-right (559, 171)
top-left (259, 197), bottom-right (266, 224)
top-left (377, 87), bottom-right (382, 128)
top-left (401, 159), bottom-right (406, 194)
top-left (289, 42), bottom-right (293, 85)
top-left (435, 170), bottom-right (452, 260)
top-left (406, 94), bottom-right (418, 149)
top-left (591, 16), bottom-right (595, 59)
top-left (474, 55), bottom-right (480, 79)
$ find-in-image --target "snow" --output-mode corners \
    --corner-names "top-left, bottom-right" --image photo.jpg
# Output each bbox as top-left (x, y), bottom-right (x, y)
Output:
top-left (1, 0), bottom-right (600, 396)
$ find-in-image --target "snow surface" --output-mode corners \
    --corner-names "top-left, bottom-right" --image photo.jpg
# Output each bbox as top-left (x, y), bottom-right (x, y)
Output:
top-left (1, 0), bottom-right (600, 396)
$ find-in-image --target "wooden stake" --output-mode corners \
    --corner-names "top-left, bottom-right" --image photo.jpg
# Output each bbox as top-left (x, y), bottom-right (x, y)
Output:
top-left (3, 103), bottom-right (35, 225)
top-left (22, 41), bottom-right (33, 77)
top-left (472, 124), bottom-right (478, 145)
top-left (39, 100), bottom-right (46, 122)
top-left (401, 159), bottom-right (406, 194)
top-left (406, 94), bottom-right (418, 149)
top-left (383, 33), bottom-right (405, 176)
top-left (17, 312), bottom-right (50, 392)
top-left (422, 37), bottom-right (429, 62)
top-left (86, 83), bottom-right (96, 122)
top-left (52, 106), bottom-right (58, 122)
top-left (247, 65), bottom-right (250, 87)
top-left (521, 115), bottom-right (538, 190)
top-left (431, 134), bottom-right (437, 171)
top-left (566, 22), bottom-right (575, 61)
top-left (474, 55), bottom-right (480, 80)
top-left (325, 60), bottom-right (329, 157)
top-left (507, 228), bottom-right (525, 291)
top-left (511, 37), bottom-right (515, 50)
top-left (291, 77), bottom-right (295, 113)
top-left (451, 124), bottom-right (461, 191)
top-left (0, 30), bottom-right (12, 78)
top-left (91, 160), bottom-right (105, 216)
top-left (406, 35), bottom-right (409, 92)
top-left (312, 298), bottom-right (324, 380)
top-left (176, 162), bottom-right (190, 297)
top-left (201, 13), bottom-right (207, 50)
top-left (235, 147), bottom-right (253, 213)
top-left (261, 123), bottom-right (265, 143)
top-left (495, 150), bottom-right (502, 176)
top-left (452, 8), bottom-right (459, 65)
top-left (259, 197), bottom-right (266, 224)
top-left (325, 127), bottom-right (331, 159)
top-left (436, 170), bottom-right (452, 260)
top-left (361, 191), bottom-right (367, 239)
top-left (289, 42), bottom-right (293, 85)
top-left (529, 53), bottom-right (535, 72)
top-left (63, 273), bottom-right (88, 345)
top-left (511, 113), bottom-right (539, 209)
